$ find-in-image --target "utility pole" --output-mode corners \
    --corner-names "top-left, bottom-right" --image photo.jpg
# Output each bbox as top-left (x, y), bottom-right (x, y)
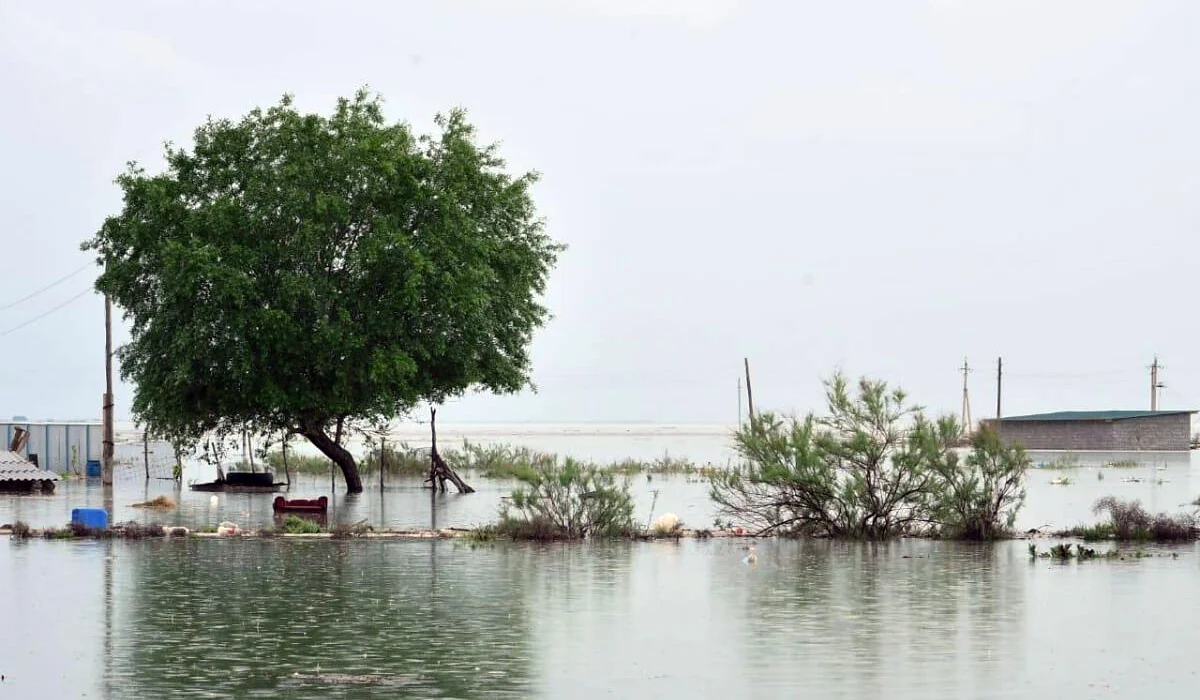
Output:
top-left (102, 286), bottom-right (114, 486)
top-left (1150, 355), bottom-right (1164, 411)
top-left (959, 357), bottom-right (973, 434)
top-left (995, 356), bottom-right (1003, 422)
top-left (743, 358), bottom-right (756, 424)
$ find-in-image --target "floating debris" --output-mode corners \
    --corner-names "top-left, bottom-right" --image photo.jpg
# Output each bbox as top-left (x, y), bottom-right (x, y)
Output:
top-left (131, 495), bottom-right (176, 510)
top-left (216, 521), bottom-right (240, 536)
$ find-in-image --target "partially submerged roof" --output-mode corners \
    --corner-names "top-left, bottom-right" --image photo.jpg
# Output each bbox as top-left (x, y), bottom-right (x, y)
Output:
top-left (0, 450), bottom-right (60, 482)
top-left (999, 410), bottom-right (1196, 422)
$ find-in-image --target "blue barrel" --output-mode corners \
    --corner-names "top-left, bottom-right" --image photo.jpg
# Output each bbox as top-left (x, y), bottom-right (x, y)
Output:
top-left (71, 508), bottom-right (108, 529)
top-left (85, 460), bottom-right (101, 477)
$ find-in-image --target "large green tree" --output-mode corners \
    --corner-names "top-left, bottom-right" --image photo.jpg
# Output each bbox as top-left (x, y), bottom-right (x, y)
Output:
top-left (84, 90), bottom-right (562, 492)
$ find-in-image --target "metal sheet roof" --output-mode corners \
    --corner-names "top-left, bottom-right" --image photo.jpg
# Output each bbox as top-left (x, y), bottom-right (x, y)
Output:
top-left (999, 410), bottom-right (1196, 422)
top-left (0, 450), bottom-right (60, 482)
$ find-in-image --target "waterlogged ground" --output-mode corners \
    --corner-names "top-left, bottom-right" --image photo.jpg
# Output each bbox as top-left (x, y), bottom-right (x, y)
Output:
top-left (2, 537), bottom-right (1199, 699)
top-left (1, 447), bottom-right (1196, 534)
top-left (3, 427), bottom-right (1200, 698)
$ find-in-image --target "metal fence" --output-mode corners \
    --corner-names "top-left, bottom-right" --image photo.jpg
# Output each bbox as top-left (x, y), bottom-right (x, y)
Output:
top-left (0, 421), bottom-right (102, 473)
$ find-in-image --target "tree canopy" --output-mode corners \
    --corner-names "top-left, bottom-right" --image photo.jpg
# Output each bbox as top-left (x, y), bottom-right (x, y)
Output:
top-left (84, 90), bottom-right (562, 491)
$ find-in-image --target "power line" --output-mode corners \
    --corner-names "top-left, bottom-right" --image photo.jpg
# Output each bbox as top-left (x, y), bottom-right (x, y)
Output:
top-left (0, 288), bottom-right (94, 337)
top-left (0, 263), bottom-right (93, 311)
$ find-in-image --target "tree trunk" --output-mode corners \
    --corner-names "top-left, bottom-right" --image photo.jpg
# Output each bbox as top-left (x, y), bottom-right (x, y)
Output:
top-left (302, 424), bottom-right (363, 493)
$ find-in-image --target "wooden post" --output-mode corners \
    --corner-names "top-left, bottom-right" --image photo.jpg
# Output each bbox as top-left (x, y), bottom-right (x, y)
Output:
top-left (426, 407), bottom-right (475, 494)
top-left (143, 428), bottom-right (149, 481)
top-left (282, 435), bottom-right (291, 487)
top-left (743, 357), bottom-right (756, 423)
top-left (379, 436), bottom-right (386, 493)
top-left (102, 289), bottom-right (114, 486)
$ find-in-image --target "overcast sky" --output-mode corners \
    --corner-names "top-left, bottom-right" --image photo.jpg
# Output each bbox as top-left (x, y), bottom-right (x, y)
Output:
top-left (1, 0), bottom-right (1198, 425)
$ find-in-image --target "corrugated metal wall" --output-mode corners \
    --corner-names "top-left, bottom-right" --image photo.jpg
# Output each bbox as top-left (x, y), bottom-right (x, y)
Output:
top-left (0, 422), bottom-right (102, 473)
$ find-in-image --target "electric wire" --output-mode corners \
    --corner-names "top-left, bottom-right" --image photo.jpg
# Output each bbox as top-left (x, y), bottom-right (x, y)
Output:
top-left (0, 288), bottom-right (93, 338)
top-left (0, 263), bottom-right (93, 311)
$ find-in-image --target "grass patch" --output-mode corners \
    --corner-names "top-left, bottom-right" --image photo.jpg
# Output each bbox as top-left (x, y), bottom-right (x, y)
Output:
top-left (282, 514), bottom-right (321, 534)
top-left (1103, 460), bottom-right (1140, 469)
top-left (1060, 522), bottom-right (1116, 542)
top-left (1036, 454), bottom-right (1081, 470)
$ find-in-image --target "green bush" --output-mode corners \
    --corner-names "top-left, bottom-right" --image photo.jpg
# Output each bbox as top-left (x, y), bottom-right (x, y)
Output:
top-left (931, 425), bottom-right (1028, 540)
top-left (711, 373), bottom-right (1028, 540)
top-left (712, 374), bottom-right (962, 538)
top-left (501, 458), bottom-right (636, 539)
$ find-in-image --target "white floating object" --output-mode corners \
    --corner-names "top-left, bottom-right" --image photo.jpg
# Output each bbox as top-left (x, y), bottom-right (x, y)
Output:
top-left (209, 495), bottom-right (219, 507)
top-left (216, 521), bottom-right (240, 536)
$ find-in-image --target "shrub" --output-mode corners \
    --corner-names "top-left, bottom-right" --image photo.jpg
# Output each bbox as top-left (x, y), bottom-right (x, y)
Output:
top-left (931, 425), bottom-right (1028, 540)
top-left (11, 521), bottom-right (31, 539)
top-left (501, 458), bottom-right (636, 539)
top-left (711, 374), bottom-right (962, 538)
top-left (1091, 497), bottom-right (1196, 541)
top-left (282, 515), bottom-right (321, 534)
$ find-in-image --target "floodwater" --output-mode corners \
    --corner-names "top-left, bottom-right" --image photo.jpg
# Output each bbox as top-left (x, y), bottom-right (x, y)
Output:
top-left (3, 426), bottom-right (1200, 698)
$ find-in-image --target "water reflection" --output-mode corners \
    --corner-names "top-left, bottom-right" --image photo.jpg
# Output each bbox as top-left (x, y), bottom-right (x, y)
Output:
top-left (5, 538), bottom-right (1200, 698)
top-left (112, 539), bottom-right (536, 698)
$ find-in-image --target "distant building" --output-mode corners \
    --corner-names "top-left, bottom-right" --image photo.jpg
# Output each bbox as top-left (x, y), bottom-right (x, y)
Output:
top-left (984, 410), bottom-right (1195, 451)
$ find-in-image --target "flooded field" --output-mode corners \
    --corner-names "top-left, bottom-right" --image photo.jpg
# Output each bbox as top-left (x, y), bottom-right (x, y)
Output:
top-left (3, 537), bottom-right (1199, 698)
top-left (3, 426), bottom-right (1200, 698)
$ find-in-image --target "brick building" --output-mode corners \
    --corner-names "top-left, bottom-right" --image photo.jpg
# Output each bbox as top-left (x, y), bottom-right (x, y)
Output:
top-left (985, 410), bottom-right (1195, 451)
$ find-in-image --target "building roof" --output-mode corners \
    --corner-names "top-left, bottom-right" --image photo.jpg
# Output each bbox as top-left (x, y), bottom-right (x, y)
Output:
top-left (999, 410), bottom-right (1196, 422)
top-left (0, 450), bottom-right (60, 482)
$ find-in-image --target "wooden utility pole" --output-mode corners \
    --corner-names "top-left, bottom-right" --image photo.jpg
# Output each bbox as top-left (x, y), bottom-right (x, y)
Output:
top-left (995, 356), bottom-right (1003, 421)
top-left (959, 357), bottom-right (973, 434)
top-left (743, 358), bottom-right (756, 423)
top-left (379, 436), bottom-right (386, 494)
top-left (102, 289), bottom-right (114, 486)
top-left (1150, 355), bottom-right (1163, 411)
top-left (142, 428), bottom-right (150, 481)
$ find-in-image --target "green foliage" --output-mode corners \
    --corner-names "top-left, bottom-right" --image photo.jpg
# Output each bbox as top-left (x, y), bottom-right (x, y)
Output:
top-left (361, 443), bottom-right (429, 476)
top-left (1063, 522), bottom-right (1116, 542)
top-left (446, 440), bottom-right (556, 478)
top-left (931, 425), bottom-right (1028, 540)
top-left (501, 458), bottom-right (636, 539)
top-left (1049, 543), bottom-right (1074, 560)
top-left (263, 450), bottom-right (331, 475)
top-left (282, 515), bottom-right (321, 534)
top-left (711, 373), bottom-right (1027, 539)
top-left (83, 89), bottom-right (562, 492)
top-left (712, 374), bottom-right (955, 538)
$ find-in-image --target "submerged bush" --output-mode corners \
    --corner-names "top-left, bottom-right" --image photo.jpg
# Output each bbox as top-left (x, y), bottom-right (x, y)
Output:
top-left (500, 458), bottom-right (636, 539)
top-left (11, 521), bottom-right (31, 539)
top-left (931, 426), bottom-right (1028, 540)
top-left (1090, 497), bottom-right (1196, 541)
top-left (711, 374), bottom-right (1027, 540)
